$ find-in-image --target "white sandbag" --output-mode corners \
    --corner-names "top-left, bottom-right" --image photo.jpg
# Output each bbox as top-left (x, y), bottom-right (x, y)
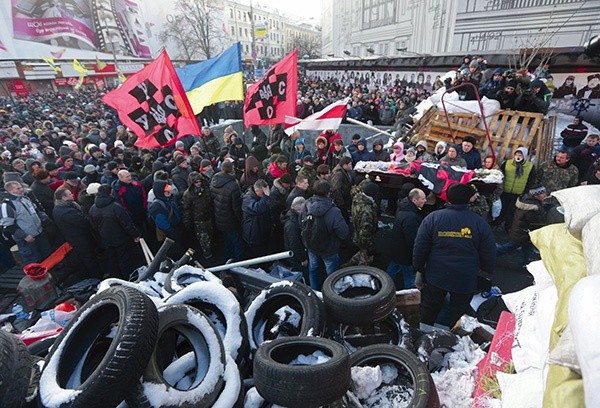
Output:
top-left (582, 211), bottom-right (600, 275)
top-left (503, 262), bottom-right (557, 373)
top-left (497, 371), bottom-right (544, 408)
top-left (434, 96), bottom-right (501, 130)
top-left (551, 185), bottom-right (600, 240)
top-left (568, 275), bottom-right (600, 408)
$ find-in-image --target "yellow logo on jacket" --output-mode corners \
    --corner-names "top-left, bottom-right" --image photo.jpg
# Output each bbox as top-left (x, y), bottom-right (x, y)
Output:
top-left (438, 227), bottom-right (472, 239)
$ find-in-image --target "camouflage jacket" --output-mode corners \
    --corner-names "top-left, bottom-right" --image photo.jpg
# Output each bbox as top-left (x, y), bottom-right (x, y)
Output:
top-left (351, 192), bottom-right (378, 249)
top-left (535, 161), bottom-right (578, 194)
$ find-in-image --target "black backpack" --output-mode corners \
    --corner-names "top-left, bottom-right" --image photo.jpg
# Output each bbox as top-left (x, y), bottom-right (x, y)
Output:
top-left (301, 207), bottom-right (330, 251)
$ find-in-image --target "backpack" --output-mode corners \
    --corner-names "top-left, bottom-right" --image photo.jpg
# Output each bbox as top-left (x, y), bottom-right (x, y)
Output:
top-left (301, 207), bottom-right (331, 251)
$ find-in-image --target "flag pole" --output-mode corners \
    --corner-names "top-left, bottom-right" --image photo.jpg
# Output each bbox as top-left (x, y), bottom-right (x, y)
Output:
top-left (346, 117), bottom-right (394, 139)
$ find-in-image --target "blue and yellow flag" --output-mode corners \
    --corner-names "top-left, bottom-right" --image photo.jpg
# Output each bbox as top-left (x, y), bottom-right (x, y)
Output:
top-left (175, 43), bottom-right (243, 115)
top-left (42, 57), bottom-right (61, 72)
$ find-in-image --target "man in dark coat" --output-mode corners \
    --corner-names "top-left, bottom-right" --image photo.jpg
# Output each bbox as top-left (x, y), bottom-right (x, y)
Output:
top-left (30, 169), bottom-right (55, 218)
top-left (329, 157), bottom-right (354, 221)
top-left (112, 170), bottom-right (147, 232)
top-left (413, 183), bottom-right (496, 327)
top-left (351, 138), bottom-right (375, 165)
top-left (89, 185), bottom-right (143, 279)
top-left (170, 156), bottom-right (192, 194)
top-left (299, 180), bottom-right (350, 290)
top-left (285, 175), bottom-right (310, 210)
top-left (241, 179), bottom-right (272, 259)
top-left (182, 172), bottom-right (214, 259)
top-left (199, 126), bottom-right (221, 159)
top-left (457, 136), bottom-right (482, 170)
top-left (386, 188), bottom-right (427, 289)
top-left (559, 116), bottom-right (588, 153)
top-left (210, 160), bottom-right (243, 261)
top-left (281, 196), bottom-right (308, 273)
top-left (52, 188), bottom-right (100, 280)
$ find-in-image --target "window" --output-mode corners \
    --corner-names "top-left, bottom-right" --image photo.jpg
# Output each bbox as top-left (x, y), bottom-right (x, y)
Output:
top-left (245, 28), bottom-right (248, 37)
top-left (237, 10), bottom-right (241, 19)
top-left (229, 8), bottom-right (233, 18)
top-left (362, 0), bottom-right (396, 29)
top-left (231, 26), bottom-right (235, 35)
top-left (239, 27), bottom-right (242, 36)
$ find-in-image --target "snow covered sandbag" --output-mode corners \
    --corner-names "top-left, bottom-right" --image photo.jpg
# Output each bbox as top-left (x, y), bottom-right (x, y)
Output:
top-left (497, 371), bottom-right (544, 408)
top-left (434, 96), bottom-right (501, 130)
top-left (568, 275), bottom-right (600, 408)
top-left (582, 211), bottom-right (600, 275)
top-left (551, 185), bottom-right (600, 240)
top-left (547, 326), bottom-right (580, 374)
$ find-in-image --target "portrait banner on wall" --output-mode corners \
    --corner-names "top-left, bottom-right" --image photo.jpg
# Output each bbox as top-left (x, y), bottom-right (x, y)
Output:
top-left (11, 0), bottom-right (97, 49)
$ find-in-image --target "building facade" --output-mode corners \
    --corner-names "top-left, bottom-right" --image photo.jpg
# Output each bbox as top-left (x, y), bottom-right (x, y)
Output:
top-left (321, 0), bottom-right (600, 58)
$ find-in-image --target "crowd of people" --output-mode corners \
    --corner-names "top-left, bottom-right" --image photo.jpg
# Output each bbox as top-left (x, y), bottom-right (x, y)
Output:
top-left (0, 57), bottom-right (599, 327)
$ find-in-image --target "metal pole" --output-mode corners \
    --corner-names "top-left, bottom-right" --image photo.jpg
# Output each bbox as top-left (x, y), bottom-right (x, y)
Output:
top-left (346, 117), bottom-right (395, 138)
top-left (206, 251), bottom-right (293, 273)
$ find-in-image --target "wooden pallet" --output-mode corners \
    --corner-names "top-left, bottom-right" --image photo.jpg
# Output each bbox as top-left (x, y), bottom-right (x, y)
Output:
top-left (409, 107), bottom-right (551, 162)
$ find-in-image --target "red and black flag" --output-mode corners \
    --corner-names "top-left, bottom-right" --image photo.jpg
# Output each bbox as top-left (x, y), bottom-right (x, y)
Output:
top-left (244, 50), bottom-right (298, 127)
top-left (102, 51), bottom-right (201, 149)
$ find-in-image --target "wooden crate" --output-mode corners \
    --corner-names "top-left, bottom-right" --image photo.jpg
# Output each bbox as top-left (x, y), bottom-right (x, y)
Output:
top-left (409, 107), bottom-right (547, 161)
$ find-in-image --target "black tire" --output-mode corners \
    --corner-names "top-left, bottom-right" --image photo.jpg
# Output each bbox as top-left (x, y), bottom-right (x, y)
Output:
top-left (127, 304), bottom-right (226, 408)
top-left (245, 281), bottom-right (326, 353)
top-left (39, 286), bottom-right (159, 408)
top-left (211, 355), bottom-right (244, 408)
top-left (349, 344), bottom-right (439, 408)
top-left (0, 330), bottom-right (32, 408)
top-left (330, 310), bottom-right (414, 352)
top-left (322, 266), bottom-right (396, 326)
top-left (24, 356), bottom-right (43, 407)
top-left (27, 335), bottom-right (58, 358)
top-left (254, 337), bottom-right (351, 408)
top-left (97, 278), bottom-right (162, 299)
top-left (165, 281), bottom-right (249, 362)
top-left (414, 331), bottom-right (459, 372)
top-left (162, 265), bottom-right (221, 295)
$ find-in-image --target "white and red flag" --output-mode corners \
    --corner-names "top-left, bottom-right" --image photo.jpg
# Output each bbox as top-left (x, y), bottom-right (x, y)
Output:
top-left (284, 97), bottom-right (350, 135)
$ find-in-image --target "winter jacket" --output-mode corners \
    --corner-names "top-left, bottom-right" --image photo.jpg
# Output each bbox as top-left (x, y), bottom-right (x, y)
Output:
top-left (270, 178), bottom-right (290, 221)
top-left (535, 159), bottom-right (579, 194)
top-left (351, 139), bottom-right (376, 165)
top-left (413, 204), bottom-right (496, 294)
top-left (182, 172), bottom-right (213, 227)
top-left (228, 144), bottom-right (249, 169)
top-left (299, 196), bottom-right (349, 256)
top-left (266, 161), bottom-right (288, 186)
top-left (509, 194), bottom-right (549, 246)
top-left (148, 181), bottom-right (182, 239)
top-left (198, 132), bottom-right (221, 158)
top-left (440, 155), bottom-right (467, 168)
top-left (30, 180), bottom-right (55, 217)
top-left (286, 186), bottom-right (310, 210)
top-left (52, 200), bottom-right (96, 252)
top-left (326, 147), bottom-right (351, 169)
top-left (501, 160), bottom-right (535, 195)
top-left (241, 188), bottom-right (272, 245)
top-left (389, 198), bottom-right (423, 264)
top-left (571, 143), bottom-right (600, 180)
top-left (372, 149), bottom-right (391, 162)
top-left (209, 171), bottom-right (242, 232)
top-left (281, 209), bottom-right (307, 266)
top-left (330, 164), bottom-right (353, 211)
top-left (560, 123), bottom-right (588, 147)
top-left (351, 192), bottom-right (378, 250)
top-left (112, 180), bottom-right (147, 224)
top-left (171, 165), bottom-right (192, 194)
top-left (89, 191), bottom-right (140, 247)
top-left (457, 147), bottom-right (482, 170)
top-left (0, 193), bottom-right (46, 240)
top-left (290, 140), bottom-right (311, 173)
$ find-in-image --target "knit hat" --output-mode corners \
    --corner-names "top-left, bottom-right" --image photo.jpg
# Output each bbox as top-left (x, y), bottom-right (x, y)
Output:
top-left (447, 183), bottom-right (477, 204)
top-left (200, 159), bottom-right (212, 168)
top-left (175, 156), bottom-right (186, 166)
top-left (86, 182), bottom-right (101, 195)
top-left (463, 136), bottom-right (477, 146)
top-left (107, 161), bottom-right (119, 171)
top-left (529, 186), bottom-right (547, 196)
top-left (469, 60), bottom-right (479, 68)
top-left (362, 182), bottom-right (380, 200)
top-left (64, 172), bottom-right (80, 181)
top-left (33, 169), bottom-right (50, 180)
top-left (84, 164), bottom-right (97, 174)
top-left (279, 173), bottom-right (293, 185)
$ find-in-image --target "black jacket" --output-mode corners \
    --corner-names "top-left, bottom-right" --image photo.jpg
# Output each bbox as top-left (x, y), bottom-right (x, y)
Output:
top-left (52, 201), bottom-right (96, 252)
top-left (281, 209), bottom-right (307, 266)
top-left (209, 171), bottom-right (242, 232)
top-left (509, 194), bottom-right (549, 246)
top-left (286, 187), bottom-right (310, 210)
top-left (89, 191), bottom-right (140, 247)
top-left (299, 196), bottom-right (349, 256)
top-left (171, 165), bottom-right (192, 195)
top-left (241, 189), bottom-right (271, 245)
top-left (389, 198), bottom-right (423, 264)
top-left (413, 204), bottom-right (496, 294)
top-left (30, 180), bottom-right (54, 218)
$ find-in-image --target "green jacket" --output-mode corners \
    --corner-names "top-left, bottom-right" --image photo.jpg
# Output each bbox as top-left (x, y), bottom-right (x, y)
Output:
top-left (502, 160), bottom-right (534, 195)
top-left (351, 192), bottom-right (378, 250)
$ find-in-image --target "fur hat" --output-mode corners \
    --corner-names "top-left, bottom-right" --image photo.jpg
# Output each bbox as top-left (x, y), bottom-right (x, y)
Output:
top-left (175, 156), bottom-right (186, 166)
top-left (447, 183), bottom-right (477, 205)
top-left (86, 182), bottom-right (101, 195)
top-left (462, 136), bottom-right (477, 146)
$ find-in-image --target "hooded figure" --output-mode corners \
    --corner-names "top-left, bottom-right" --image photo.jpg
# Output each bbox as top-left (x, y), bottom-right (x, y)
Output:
top-left (351, 138), bottom-right (375, 165)
top-left (434, 141), bottom-right (448, 161)
top-left (240, 155), bottom-right (261, 191)
top-left (182, 172), bottom-right (214, 258)
top-left (498, 146), bottom-right (536, 232)
top-left (415, 140), bottom-right (433, 162)
top-left (372, 140), bottom-right (390, 162)
top-left (148, 180), bottom-right (182, 247)
top-left (290, 138), bottom-right (311, 173)
top-left (390, 142), bottom-right (405, 163)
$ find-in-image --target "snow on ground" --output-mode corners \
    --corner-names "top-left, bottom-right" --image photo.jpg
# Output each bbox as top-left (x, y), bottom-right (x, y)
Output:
top-left (430, 336), bottom-right (486, 408)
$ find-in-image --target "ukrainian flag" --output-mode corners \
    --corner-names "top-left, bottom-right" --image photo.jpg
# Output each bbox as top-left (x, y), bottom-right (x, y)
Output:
top-left (175, 43), bottom-right (243, 115)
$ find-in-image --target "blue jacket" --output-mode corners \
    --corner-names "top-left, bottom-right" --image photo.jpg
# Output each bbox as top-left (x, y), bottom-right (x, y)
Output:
top-left (299, 195), bottom-right (349, 256)
top-left (458, 147), bottom-right (482, 170)
top-left (148, 181), bottom-right (181, 239)
top-left (413, 204), bottom-right (495, 294)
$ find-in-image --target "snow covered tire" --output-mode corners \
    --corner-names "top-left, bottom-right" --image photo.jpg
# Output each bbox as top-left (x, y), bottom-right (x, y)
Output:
top-left (127, 304), bottom-right (226, 408)
top-left (245, 281), bottom-right (326, 353)
top-left (322, 266), bottom-right (396, 326)
top-left (38, 286), bottom-right (159, 408)
top-left (350, 344), bottom-right (439, 408)
top-left (165, 281), bottom-right (248, 362)
top-left (253, 336), bottom-right (351, 408)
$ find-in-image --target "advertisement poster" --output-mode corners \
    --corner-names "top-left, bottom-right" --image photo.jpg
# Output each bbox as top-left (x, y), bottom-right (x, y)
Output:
top-left (11, 0), bottom-right (97, 49)
top-left (551, 72), bottom-right (600, 129)
top-left (114, 0), bottom-right (151, 58)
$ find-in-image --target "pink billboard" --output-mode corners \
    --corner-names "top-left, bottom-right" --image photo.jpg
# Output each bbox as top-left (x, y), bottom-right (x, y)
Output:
top-left (11, 0), bottom-right (98, 49)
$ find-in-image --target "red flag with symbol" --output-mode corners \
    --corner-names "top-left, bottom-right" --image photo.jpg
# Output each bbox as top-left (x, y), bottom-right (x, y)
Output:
top-left (102, 51), bottom-right (200, 149)
top-left (244, 50), bottom-right (297, 127)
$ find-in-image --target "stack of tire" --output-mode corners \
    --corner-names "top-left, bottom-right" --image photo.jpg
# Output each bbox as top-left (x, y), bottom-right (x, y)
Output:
top-left (2, 265), bottom-right (440, 407)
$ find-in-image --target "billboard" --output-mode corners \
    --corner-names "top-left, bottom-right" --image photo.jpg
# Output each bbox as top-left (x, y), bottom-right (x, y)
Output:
top-left (0, 0), bottom-right (153, 60)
